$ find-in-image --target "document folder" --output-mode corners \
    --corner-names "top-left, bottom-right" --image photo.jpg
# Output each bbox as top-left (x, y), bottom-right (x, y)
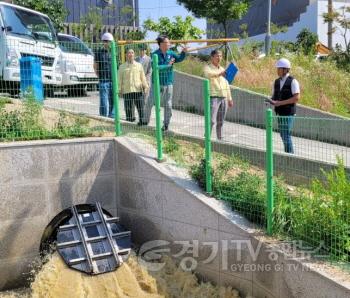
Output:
top-left (225, 62), bottom-right (238, 84)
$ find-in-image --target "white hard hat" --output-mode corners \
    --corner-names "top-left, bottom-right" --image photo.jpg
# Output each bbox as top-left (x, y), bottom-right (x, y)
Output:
top-left (275, 58), bottom-right (291, 69)
top-left (101, 32), bottom-right (114, 41)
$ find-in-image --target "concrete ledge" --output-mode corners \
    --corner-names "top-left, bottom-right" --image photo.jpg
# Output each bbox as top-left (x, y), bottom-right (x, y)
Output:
top-left (116, 136), bottom-right (350, 298)
top-left (159, 131), bottom-right (350, 185)
top-left (0, 137), bottom-right (118, 291)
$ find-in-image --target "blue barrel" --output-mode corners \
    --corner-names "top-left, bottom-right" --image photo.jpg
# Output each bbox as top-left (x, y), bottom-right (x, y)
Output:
top-left (20, 56), bottom-right (44, 102)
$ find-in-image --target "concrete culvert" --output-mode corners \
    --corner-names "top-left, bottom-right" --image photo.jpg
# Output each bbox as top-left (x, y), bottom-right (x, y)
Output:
top-left (39, 203), bottom-right (131, 275)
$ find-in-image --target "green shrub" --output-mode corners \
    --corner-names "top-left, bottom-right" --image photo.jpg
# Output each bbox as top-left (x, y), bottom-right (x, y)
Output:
top-left (190, 158), bottom-right (207, 189)
top-left (295, 28), bottom-right (318, 55)
top-left (273, 159), bottom-right (350, 261)
top-left (0, 97), bottom-right (91, 141)
top-left (187, 146), bottom-right (350, 262)
top-left (163, 137), bottom-right (180, 154)
top-left (0, 110), bottom-right (24, 140)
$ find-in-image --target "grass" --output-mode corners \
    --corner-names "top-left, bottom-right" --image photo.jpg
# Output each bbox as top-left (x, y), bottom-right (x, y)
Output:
top-left (175, 54), bottom-right (350, 118)
top-left (0, 97), bottom-right (95, 142)
top-left (154, 136), bottom-right (350, 264)
top-left (0, 97), bottom-right (12, 109)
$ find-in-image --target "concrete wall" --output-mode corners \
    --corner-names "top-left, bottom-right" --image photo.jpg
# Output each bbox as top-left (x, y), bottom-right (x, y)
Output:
top-left (116, 136), bottom-right (350, 298)
top-left (1, 136), bottom-right (350, 297)
top-left (173, 71), bottom-right (350, 146)
top-left (0, 138), bottom-right (118, 290)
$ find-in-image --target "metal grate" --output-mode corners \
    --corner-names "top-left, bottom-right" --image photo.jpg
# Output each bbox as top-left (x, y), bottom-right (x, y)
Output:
top-left (56, 202), bottom-right (131, 275)
top-left (20, 53), bottom-right (55, 67)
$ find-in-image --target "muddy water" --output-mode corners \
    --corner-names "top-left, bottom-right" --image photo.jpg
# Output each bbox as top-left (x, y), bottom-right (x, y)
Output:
top-left (0, 253), bottom-right (250, 298)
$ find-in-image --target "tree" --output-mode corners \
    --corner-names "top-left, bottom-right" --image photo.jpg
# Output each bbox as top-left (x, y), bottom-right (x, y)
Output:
top-left (13, 0), bottom-right (67, 31)
top-left (270, 22), bottom-right (288, 35)
top-left (323, 5), bottom-right (350, 71)
top-left (177, 0), bottom-right (251, 38)
top-left (79, 7), bottom-right (103, 42)
top-left (295, 28), bottom-right (318, 55)
top-left (323, 5), bottom-right (350, 56)
top-left (327, 0), bottom-right (333, 49)
top-left (125, 30), bottom-right (147, 41)
top-left (143, 16), bottom-right (204, 41)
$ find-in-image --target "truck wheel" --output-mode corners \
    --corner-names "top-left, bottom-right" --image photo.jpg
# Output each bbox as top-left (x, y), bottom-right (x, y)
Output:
top-left (67, 85), bottom-right (87, 97)
top-left (44, 87), bottom-right (55, 98)
top-left (9, 89), bottom-right (19, 97)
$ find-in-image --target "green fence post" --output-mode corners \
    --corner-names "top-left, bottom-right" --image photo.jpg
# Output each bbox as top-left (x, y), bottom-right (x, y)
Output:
top-left (152, 54), bottom-right (163, 161)
top-left (203, 80), bottom-right (212, 193)
top-left (111, 41), bottom-right (121, 136)
top-left (266, 108), bottom-right (274, 235)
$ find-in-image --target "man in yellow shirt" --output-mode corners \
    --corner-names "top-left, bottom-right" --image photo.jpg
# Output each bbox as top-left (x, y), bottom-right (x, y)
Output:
top-left (203, 50), bottom-right (234, 140)
top-left (118, 48), bottom-right (149, 125)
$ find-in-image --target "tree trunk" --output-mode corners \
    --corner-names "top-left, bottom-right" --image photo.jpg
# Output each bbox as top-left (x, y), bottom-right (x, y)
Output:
top-left (328, 0), bottom-right (333, 50)
top-left (223, 21), bottom-right (228, 38)
top-left (222, 22), bottom-right (228, 61)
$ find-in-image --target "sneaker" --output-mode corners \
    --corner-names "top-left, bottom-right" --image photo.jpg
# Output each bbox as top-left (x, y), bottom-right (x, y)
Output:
top-left (137, 121), bottom-right (147, 126)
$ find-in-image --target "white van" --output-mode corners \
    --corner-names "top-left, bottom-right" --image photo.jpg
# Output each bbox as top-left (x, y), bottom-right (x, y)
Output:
top-left (57, 33), bottom-right (98, 96)
top-left (0, 2), bottom-right (61, 96)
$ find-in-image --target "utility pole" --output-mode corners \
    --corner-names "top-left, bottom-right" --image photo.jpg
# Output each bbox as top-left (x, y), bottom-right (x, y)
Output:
top-left (265, 0), bottom-right (272, 55)
top-left (328, 0), bottom-right (333, 50)
top-left (132, 0), bottom-right (136, 30)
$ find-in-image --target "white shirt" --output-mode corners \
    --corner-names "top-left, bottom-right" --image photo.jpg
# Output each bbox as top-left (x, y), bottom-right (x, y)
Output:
top-left (271, 73), bottom-right (300, 96)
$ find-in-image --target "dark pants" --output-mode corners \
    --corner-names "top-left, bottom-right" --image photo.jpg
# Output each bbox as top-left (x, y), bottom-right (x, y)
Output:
top-left (211, 97), bottom-right (228, 140)
top-left (123, 92), bottom-right (144, 123)
top-left (277, 115), bottom-right (295, 153)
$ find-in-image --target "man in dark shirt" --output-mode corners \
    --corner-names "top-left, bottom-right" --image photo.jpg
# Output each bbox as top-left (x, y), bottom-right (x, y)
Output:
top-left (94, 32), bottom-right (114, 117)
top-left (269, 58), bottom-right (300, 154)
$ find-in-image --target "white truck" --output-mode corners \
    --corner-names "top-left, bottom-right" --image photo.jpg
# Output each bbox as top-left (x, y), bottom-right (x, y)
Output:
top-left (57, 33), bottom-right (98, 97)
top-left (0, 2), bottom-right (62, 96)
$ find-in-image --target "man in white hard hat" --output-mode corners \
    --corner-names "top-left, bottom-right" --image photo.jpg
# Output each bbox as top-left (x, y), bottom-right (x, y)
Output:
top-left (268, 58), bottom-right (300, 154)
top-left (94, 32), bottom-right (114, 117)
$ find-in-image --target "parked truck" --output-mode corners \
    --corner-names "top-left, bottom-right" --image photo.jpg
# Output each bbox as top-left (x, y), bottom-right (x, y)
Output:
top-left (0, 2), bottom-right (62, 96)
top-left (57, 33), bottom-right (98, 97)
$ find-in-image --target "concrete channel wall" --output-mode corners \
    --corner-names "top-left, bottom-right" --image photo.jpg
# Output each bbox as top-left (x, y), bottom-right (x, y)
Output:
top-left (0, 138), bottom-right (118, 290)
top-left (173, 71), bottom-right (350, 146)
top-left (116, 137), bottom-right (350, 298)
top-left (1, 137), bottom-right (350, 297)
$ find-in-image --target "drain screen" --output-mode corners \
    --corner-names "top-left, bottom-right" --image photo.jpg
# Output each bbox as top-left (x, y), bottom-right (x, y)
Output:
top-left (56, 202), bottom-right (131, 275)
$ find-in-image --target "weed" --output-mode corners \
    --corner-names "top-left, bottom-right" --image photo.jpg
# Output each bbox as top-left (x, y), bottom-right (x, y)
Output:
top-left (163, 137), bottom-right (180, 154)
top-left (159, 137), bottom-right (350, 263)
top-left (175, 52), bottom-right (350, 117)
top-left (0, 97), bottom-right (91, 142)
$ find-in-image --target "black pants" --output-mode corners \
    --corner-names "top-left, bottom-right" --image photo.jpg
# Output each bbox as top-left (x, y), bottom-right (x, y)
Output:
top-left (123, 92), bottom-right (144, 123)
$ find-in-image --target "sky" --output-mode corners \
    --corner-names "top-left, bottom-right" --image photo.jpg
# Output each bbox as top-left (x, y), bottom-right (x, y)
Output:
top-left (138, 0), bottom-right (207, 41)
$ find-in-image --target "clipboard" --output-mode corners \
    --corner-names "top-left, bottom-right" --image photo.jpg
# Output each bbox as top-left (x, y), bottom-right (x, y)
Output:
top-left (225, 62), bottom-right (238, 84)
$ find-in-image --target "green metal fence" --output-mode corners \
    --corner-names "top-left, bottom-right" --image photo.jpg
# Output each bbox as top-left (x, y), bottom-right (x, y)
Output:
top-left (150, 54), bottom-right (350, 267)
top-left (0, 40), bottom-right (119, 141)
top-left (1, 37), bottom-right (350, 268)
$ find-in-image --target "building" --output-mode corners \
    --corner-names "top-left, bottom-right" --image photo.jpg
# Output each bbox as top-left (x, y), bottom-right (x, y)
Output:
top-left (64, 0), bottom-right (139, 27)
top-left (63, 0), bottom-right (139, 39)
top-left (208, 0), bottom-right (350, 50)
